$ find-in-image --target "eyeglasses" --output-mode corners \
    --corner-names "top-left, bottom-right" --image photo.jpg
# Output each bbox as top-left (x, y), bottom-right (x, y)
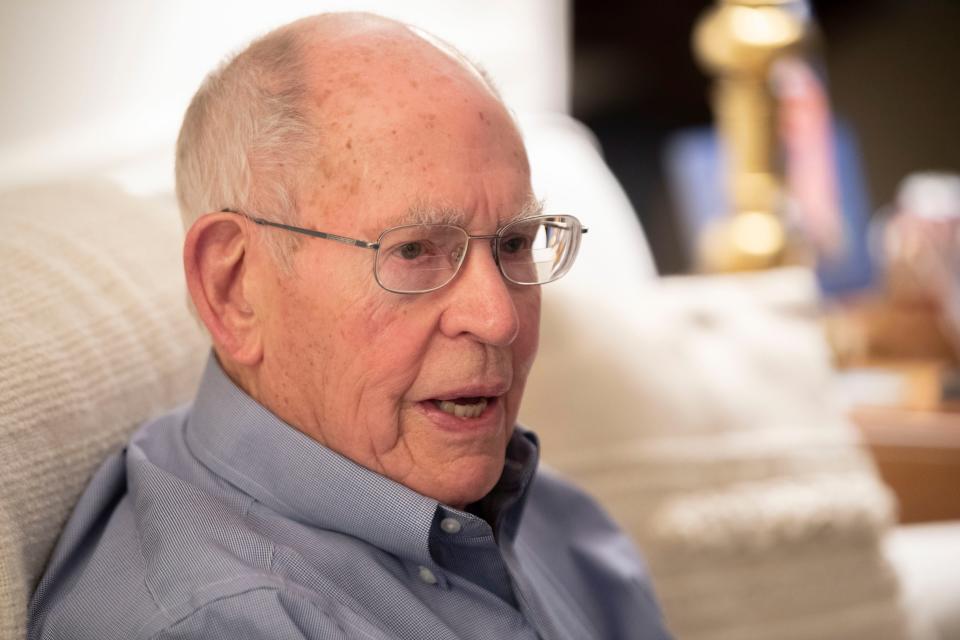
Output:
top-left (222, 208), bottom-right (587, 294)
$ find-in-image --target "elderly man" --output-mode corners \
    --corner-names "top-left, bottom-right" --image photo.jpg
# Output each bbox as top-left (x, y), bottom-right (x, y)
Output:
top-left (29, 12), bottom-right (669, 640)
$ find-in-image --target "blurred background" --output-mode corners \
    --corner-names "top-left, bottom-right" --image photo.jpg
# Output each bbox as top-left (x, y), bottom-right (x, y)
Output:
top-left (574, 0), bottom-right (960, 275)
top-left (2, 1), bottom-right (960, 639)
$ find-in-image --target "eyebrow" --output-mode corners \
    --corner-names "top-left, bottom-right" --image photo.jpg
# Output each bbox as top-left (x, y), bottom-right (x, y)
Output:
top-left (395, 195), bottom-right (545, 228)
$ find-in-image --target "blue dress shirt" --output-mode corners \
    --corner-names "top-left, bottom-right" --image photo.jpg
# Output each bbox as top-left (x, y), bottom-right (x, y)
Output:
top-left (29, 356), bottom-right (670, 639)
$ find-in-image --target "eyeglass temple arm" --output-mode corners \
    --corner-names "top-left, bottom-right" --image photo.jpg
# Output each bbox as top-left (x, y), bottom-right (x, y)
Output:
top-left (221, 209), bottom-right (379, 249)
top-left (542, 217), bottom-right (588, 234)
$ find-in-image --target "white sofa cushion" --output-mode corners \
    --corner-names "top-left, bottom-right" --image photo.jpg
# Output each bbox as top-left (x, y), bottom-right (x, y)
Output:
top-left (0, 181), bottom-right (207, 640)
top-left (522, 270), bottom-right (911, 640)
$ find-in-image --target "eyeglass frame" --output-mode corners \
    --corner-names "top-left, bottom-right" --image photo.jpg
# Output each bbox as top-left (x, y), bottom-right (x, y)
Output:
top-left (221, 208), bottom-right (587, 294)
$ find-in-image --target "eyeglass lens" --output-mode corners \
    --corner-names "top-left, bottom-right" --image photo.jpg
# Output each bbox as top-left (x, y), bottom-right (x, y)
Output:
top-left (374, 215), bottom-right (582, 293)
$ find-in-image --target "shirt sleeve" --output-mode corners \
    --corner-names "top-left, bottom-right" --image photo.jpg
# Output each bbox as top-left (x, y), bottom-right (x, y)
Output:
top-left (153, 587), bottom-right (374, 640)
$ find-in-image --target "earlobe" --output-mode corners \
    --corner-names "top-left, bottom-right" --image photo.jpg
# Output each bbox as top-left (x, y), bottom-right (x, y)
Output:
top-left (183, 213), bottom-right (264, 366)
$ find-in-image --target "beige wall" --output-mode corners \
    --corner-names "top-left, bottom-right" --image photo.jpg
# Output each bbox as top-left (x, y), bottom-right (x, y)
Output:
top-left (0, 0), bottom-right (570, 189)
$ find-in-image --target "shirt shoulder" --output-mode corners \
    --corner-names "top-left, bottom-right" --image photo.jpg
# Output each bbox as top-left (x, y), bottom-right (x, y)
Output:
top-left (525, 464), bottom-right (640, 554)
top-left (518, 465), bottom-right (672, 639)
top-left (30, 408), bottom-right (407, 640)
top-left (148, 584), bottom-right (390, 640)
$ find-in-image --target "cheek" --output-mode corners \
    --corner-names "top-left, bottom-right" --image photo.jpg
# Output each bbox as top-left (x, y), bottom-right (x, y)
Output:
top-left (263, 275), bottom-right (332, 364)
top-left (503, 292), bottom-right (540, 426)
top-left (514, 289), bottom-right (542, 371)
top-left (259, 252), bottom-right (372, 386)
top-left (337, 297), bottom-right (440, 395)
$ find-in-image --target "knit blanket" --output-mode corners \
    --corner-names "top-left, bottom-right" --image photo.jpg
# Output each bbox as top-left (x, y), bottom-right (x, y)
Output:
top-left (523, 271), bottom-right (910, 640)
top-left (0, 182), bottom-right (208, 640)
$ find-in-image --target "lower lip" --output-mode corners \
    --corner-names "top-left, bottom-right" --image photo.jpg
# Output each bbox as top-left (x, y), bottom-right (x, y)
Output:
top-left (416, 397), bottom-right (503, 433)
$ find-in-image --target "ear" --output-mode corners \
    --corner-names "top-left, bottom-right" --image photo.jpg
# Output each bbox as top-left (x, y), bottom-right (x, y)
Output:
top-left (183, 212), bottom-right (263, 366)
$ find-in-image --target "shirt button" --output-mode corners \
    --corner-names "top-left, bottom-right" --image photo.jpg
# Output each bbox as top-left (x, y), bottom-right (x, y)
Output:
top-left (418, 566), bottom-right (438, 585)
top-left (440, 518), bottom-right (462, 534)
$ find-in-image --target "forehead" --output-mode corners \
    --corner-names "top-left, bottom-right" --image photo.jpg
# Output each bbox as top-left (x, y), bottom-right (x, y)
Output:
top-left (299, 28), bottom-right (533, 234)
top-left (392, 196), bottom-right (544, 228)
top-left (310, 121), bottom-right (534, 236)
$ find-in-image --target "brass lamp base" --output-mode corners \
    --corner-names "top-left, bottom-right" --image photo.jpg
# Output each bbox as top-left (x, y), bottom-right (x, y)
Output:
top-left (699, 211), bottom-right (787, 272)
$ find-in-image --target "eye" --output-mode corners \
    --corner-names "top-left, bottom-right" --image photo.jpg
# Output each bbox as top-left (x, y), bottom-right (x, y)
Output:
top-left (398, 242), bottom-right (424, 260)
top-left (500, 234), bottom-right (530, 255)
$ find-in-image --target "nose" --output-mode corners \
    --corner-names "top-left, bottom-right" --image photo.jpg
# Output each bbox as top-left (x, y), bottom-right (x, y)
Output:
top-left (438, 239), bottom-right (521, 346)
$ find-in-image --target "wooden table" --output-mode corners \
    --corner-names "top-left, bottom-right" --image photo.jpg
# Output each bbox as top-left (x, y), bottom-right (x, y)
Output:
top-left (850, 404), bottom-right (960, 523)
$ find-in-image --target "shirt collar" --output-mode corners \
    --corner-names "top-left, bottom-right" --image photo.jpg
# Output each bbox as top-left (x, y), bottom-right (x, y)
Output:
top-left (184, 353), bottom-right (539, 564)
top-left (466, 428), bottom-right (539, 541)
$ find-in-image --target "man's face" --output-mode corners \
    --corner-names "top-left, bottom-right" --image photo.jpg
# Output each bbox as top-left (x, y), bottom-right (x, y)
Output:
top-left (253, 38), bottom-right (540, 509)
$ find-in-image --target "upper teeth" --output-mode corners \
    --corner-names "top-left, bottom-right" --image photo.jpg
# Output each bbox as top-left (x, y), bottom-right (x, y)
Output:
top-left (436, 398), bottom-right (488, 418)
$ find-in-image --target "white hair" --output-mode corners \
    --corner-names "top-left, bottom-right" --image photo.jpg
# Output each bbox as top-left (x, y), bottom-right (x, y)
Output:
top-left (175, 24), bottom-right (316, 267)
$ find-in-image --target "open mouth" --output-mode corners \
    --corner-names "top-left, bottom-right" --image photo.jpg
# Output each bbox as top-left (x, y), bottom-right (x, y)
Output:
top-left (432, 397), bottom-right (490, 419)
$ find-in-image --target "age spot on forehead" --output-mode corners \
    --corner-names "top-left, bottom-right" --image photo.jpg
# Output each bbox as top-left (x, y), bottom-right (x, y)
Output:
top-left (313, 89), bottom-right (333, 108)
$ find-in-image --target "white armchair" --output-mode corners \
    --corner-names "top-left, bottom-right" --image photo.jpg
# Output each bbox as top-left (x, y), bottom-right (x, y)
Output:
top-left (0, 182), bottom-right (208, 640)
top-left (2, 3), bottom-right (955, 639)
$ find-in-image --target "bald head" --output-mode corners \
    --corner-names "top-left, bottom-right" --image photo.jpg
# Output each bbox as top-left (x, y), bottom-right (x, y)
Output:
top-left (175, 12), bottom-right (516, 264)
top-left (293, 15), bottom-right (524, 219)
